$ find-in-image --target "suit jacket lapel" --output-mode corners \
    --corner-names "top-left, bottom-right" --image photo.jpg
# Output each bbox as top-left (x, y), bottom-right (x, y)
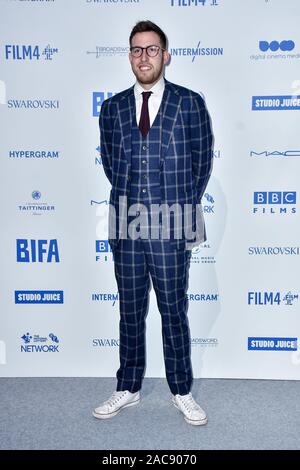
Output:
top-left (119, 87), bottom-right (135, 164)
top-left (161, 80), bottom-right (182, 159)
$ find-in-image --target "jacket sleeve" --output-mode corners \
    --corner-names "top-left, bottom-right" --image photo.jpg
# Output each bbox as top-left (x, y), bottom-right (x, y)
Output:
top-left (99, 99), bottom-right (113, 185)
top-left (190, 94), bottom-right (214, 202)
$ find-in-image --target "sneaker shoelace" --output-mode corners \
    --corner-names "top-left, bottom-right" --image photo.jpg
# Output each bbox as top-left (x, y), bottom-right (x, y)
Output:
top-left (179, 393), bottom-right (200, 412)
top-left (105, 391), bottom-right (127, 408)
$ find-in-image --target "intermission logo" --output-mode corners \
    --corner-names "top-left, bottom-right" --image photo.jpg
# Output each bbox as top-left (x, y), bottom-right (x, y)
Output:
top-left (21, 333), bottom-right (59, 353)
top-left (7, 98), bottom-right (59, 110)
top-left (87, 46), bottom-right (129, 58)
top-left (250, 150), bottom-right (300, 158)
top-left (248, 291), bottom-right (298, 306)
top-left (16, 239), bottom-right (60, 263)
top-left (92, 293), bottom-right (119, 306)
top-left (170, 41), bottom-right (223, 62)
top-left (250, 40), bottom-right (300, 61)
top-left (170, 0), bottom-right (219, 6)
top-left (5, 44), bottom-right (58, 61)
top-left (92, 338), bottom-right (119, 347)
top-left (9, 150), bottom-right (60, 159)
top-left (252, 95), bottom-right (300, 110)
top-left (15, 290), bottom-right (64, 304)
top-left (93, 92), bottom-right (115, 117)
top-left (18, 190), bottom-right (55, 215)
top-left (253, 191), bottom-right (297, 215)
top-left (248, 246), bottom-right (300, 256)
top-left (191, 338), bottom-right (219, 347)
top-left (248, 337), bottom-right (297, 351)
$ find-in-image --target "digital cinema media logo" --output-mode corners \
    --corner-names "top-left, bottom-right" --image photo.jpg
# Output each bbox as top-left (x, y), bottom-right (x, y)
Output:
top-left (253, 191), bottom-right (297, 215)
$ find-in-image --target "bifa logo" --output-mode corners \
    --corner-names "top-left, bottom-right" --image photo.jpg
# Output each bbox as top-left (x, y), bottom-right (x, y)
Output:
top-left (253, 191), bottom-right (296, 214)
top-left (16, 239), bottom-right (60, 263)
top-left (93, 92), bottom-right (115, 117)
top-left (95, 240), bottom-right (112, 262)
top-left (5, 44), bottom-right (58, 61)
top-left (248, 291), bottom-right (299, 306)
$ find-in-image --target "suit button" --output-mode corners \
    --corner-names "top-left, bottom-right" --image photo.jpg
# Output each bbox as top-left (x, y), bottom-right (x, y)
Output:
top-left (142, 188), bottom-right (147, 193)
top-left (142, 145), bottom-right (148, 151)
top-left (127, 175), bottom-right (131, 181)
top-left (143, 174), bottom-right (147, 180)
top-left (142, 159), bottom-right (147, 165)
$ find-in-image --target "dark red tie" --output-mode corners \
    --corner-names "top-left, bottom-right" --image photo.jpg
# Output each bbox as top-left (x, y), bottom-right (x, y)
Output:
top-left (139, 91), bottom-right (152, 138)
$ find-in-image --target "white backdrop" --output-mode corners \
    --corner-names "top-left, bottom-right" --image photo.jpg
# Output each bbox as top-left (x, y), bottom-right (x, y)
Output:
top-left (1, 0), bottom-right (300, 379)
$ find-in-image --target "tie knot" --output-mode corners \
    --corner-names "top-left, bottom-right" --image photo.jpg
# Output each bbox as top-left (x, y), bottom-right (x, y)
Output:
top-left (142, 91), bottom-right (152, 102)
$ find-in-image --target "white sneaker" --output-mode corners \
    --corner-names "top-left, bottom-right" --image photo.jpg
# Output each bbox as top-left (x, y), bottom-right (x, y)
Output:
top-left (172, 393), bottom-right (208, 426)
top-left (93, 390), bottom-right (140, 419)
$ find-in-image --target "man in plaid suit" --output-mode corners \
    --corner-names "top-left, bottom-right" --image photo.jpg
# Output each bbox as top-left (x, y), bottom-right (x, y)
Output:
top-left (93, 21), bottom-right (213, 426)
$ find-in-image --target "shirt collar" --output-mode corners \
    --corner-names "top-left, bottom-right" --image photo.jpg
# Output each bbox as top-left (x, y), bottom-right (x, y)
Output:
top-left (134, 77), bottom-right (165, 99)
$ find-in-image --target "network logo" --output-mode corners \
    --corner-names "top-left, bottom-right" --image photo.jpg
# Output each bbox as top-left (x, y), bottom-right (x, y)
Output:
top-left (250, 150), bottom-right (300, 158)
top-left (21, 332), bottom-right (60, 353)
top-left (16, 239), bottom-right (60, 263)
top-left (253, 191), bottom-right (296, 215)
top-left (259, 40), bottom-right (295, 52)
top-left (252, 95), bottom-right (300, 110)
top-left (92, 338), bottom-right (119, 347)
top-left (5, 44), bottom-right (58, 61)
top-left (248, 291), bottom-right (298, 306)
top-left (15, 290), bottom-right (64, 304)
top-left (93, 92), bottom-right (115, 117)
top-left (248, 337), bottom-right (297, 351)
top-left (203, 192), bottom-right (215, 214)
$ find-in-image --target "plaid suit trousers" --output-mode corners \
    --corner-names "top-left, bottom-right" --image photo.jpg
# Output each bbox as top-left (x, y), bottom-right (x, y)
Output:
top-left (114, 238), bottom-right (193, 395)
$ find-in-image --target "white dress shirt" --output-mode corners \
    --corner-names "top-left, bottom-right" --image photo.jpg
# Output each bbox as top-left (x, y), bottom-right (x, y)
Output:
top-left (134, 77), bottom-right (165, 127)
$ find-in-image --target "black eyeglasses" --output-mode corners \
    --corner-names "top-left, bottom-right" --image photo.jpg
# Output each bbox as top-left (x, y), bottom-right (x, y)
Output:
top-left (130, 45), bottom-right (165, 58)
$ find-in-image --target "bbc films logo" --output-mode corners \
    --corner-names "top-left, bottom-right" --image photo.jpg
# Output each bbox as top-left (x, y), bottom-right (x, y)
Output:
top-left (248, 337), bottom-right (297, 351)
top-left (18, 190), bottom-right (55, 216)
top-left (21, 333), bottom-right (60, 353)
top-left (15, 291), bottom-right (64, 304)
top-left (248, 291), bottom-right (298, 306)
top-left (252, 95), bottom-right (300, 110)
top-left (16, 239), bottom-right (60, 263)
top-left (250, 40), bottom-right (300, 61)
top-left (5, 44), bottom-right (58, 61)
top-left (252, 191), bottom-right (297, 215)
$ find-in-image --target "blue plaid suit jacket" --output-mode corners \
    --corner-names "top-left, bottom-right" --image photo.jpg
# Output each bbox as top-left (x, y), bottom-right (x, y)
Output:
top-left (99, 79), bottom-right (214, 250)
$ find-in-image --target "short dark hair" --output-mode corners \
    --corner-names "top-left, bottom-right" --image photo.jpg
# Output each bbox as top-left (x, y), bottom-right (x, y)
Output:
top-left (129, 20), bottom-right (168, 49)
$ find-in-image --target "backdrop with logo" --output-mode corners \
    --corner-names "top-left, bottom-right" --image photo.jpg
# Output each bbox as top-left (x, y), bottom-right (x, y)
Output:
top-left (1, 0), bottom-right (300, 380)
